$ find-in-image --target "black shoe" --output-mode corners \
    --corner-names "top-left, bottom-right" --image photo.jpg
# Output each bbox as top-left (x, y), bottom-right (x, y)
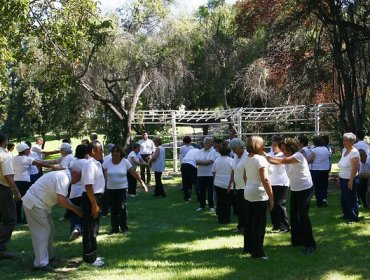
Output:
top-left (303, 247), bottom-right (316, 255)
top-left (0, 251), bottom-right (14, 259)
top-left (33, 265), bottom-right (55, 272)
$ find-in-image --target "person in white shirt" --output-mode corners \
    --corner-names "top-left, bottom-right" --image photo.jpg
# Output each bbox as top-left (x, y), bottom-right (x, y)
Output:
top-left (13, 143), bottom-right (62, 224)
top-left (24, 141), bottom-right (40, 184)
top-left (228, 138), bottom-right (248, 231)
top-left (43, 143), bottom-right (75, 169)
top-left (337, 133), bottom-right (360, 223)
top-left (243, 136), bottom-right (274, 260)
top-left (267, 135), bottom-right (290, 233)
top-left (354, 130), bottom-right (370, 155)
top-left (22, 169), bottom-right (82, 272)
top-left (356, 149), bottom-right (369, 208)
top-left (195, 137), bottom-right (219, 211)
top-left (181, 146), bottom-right (199, 202)
top-left (149, 138), bottom-right (166, 197)
top-left (298, 135), bottom-right (311, 161)
top-left (127, 143), bottom-right (148, 196)
top-left (6, 143), bottom-right (15, 156)
top-left (81, 141), bottom-right (106, 267)
top-left (103, 145), bottom-right (147, 234)
top-left (138, 131), bottom-right (156, 185)
top-left (307, 136), bottom-right (331, 208)
top-left (68, 145), bottom-right (89, 242)
top-left (31, 138), bottom-right (59, 177)
top-left (213, 142), bottom-right (233, 224)
top-left (267, 138), bottom-right (316, 255)
top-left (0, 132), bottom-right (21, 259)
top-left (179, 136), bottom-right (194, 163)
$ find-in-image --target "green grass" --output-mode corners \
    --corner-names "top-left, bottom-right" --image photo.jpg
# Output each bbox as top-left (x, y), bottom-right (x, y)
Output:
top-left (1, 176), bottom-right (369, 280)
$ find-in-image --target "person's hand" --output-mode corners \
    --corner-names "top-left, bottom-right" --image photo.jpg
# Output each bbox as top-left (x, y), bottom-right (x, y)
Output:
top-left (141, 182), bottom-right (148, 192)
top-left (52, 165), bottom-right (65, 171)
top-left (75, 207), bottom-right (83, 217)
top-left (336, 177), bottom-right (340, 188)
top-left (13, 190), bottom-right (21, 201)
top-left (268, 197), bottom-right (274, 211)
top-left (91, 203), bottom-right (100, 219)
top-left (348, 179), bottom-right (353, 190)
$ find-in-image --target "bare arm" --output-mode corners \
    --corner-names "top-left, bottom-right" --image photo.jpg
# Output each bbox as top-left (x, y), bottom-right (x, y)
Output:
top-left (57, 194), bottom-right (83, 217)
top-left (259, 167), bottom-right (274, 210)
top-left (149, 148), bottom-right (160, 163)
top-left (32, 160), bottom-right (64, 170)
top-left (348, 157), bottom-right (360, 190)
top-left (128, 168), bottom-right (148, 192)
top-left (307, 151), bottom-right (315, 164)
top-left (85, 184), bottom-right (100, 218)
top-left (227, 170), bottom-right (234, 193)
top-left (4, 174), bottom-right (21, 201)
top-left (196, 160), bottom-right (213, 166)
top-left (267, 155), bottom-right (299, 165)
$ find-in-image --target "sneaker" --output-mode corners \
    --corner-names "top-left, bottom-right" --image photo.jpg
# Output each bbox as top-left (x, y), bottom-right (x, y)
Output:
top-left (196, 207), bottom-right (204, 212)
top-left (209, 208), bottom-right (215, 212)
top-left (129, 194), bottom-right (136, 197)
top-left (322, 200), bottom-right (328, 207)
top-left (254, 256), bottom-right (269, 260)
top-left (92, 258), bottom-right (105, 267)
top-left (69, 229), bottom-right (80, 242)
top-left (96, 257), bottom-right (105, 261)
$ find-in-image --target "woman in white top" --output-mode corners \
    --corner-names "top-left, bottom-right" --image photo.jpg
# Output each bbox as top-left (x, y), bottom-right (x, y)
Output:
top-left (127, 143), bottom-right (148, 196)
top-left (268, 135), bottom-right (290, 233)
top-left (307, 136), bottom-right (331, 208)
top-left (68, 144), bottom-right (89, 241)
top-left (102, 145), bottom-right (147, 233)
top-left (227, 138), bottom-right (248, 231)
top-left (267, 138), bottom-right (316, 255)
top-left (212, 142), bottom-right (233, 224)
top-left (180, 136), bottom-right (194, 163)
top-left (13, 143), bottom-right (61, 224)
top-left (243, 136), bottom-right (274, 259)
top-left (149, 138), bottom-right (166, 197)
top-left (337, 133), bottom-right (360, 222)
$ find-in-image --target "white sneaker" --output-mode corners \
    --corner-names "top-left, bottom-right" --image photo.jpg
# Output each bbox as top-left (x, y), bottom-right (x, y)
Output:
top-left (69, 229), bottom-right (79, 242)
top-left (196, 207), bottom-right (204, 212)
top-left (96, 256), bottom-right (105, 261)
top-left (92, 258), bottom-right (105, 267)
top-left (209, 208), bottom-right (215, 212)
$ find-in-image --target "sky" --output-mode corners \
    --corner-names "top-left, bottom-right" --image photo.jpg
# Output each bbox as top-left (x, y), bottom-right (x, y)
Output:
top-left (99, 0), bottom-right (238, 15)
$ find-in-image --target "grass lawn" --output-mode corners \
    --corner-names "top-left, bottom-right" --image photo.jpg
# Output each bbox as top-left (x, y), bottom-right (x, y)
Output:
top-left (1, 175), bottom-right (369, 280)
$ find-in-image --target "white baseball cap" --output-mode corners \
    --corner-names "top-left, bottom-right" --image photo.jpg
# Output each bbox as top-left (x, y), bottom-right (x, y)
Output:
top-left (59, 143), bottom-right (72, 150)
top-left (16, 142), bottom-right (30, 153)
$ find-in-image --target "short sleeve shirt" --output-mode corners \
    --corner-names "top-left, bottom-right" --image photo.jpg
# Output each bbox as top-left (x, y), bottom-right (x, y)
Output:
top-left (69, 158), bottom-right (87, 199)
top-left (81, 157), bottom-right (105, 193)
top-left (128, 151), bottom-right (141, 170)
top-left (0, 147), bottom-right (14, 186)
top-left (13, 155), bottom-right (35, 182)
top-left (212, 156), bottom-right (233, 188)
top-left (267, 151), bottom-right (289, 186)
top-left (196, 148), bottom-right (220, 177)
top-left (244, 155), bottom-right (269, 202)
top-left (102, 158), bottom-right (132, 189)
top-left (285, 153), bottom-right (313, 191)
top-left (338, 148), bottom-right (360, 179)
top-left (231, 150), bottom-right (248, 189)
top-left (139, 139), bottom-right (155, 155)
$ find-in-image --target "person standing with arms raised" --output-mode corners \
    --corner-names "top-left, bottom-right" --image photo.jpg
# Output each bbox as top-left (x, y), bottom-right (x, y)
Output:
top-left (81, 141), bottom-right (105, 267)
top-left (138, 131), bottom-right (155, 185)
top-left (0, 132), bottom-right (21, 259)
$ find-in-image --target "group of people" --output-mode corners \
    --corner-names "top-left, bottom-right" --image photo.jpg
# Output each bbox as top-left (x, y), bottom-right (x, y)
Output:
top-left (0, 128), bottom-right (369, 270)
top-left (179, 130), bottom-right (370, 259)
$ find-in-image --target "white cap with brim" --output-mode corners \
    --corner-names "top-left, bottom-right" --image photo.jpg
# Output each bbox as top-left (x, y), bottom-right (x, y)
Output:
top-left (16, 142), bottom-right (30, 153)
top-left (59, 143), bottom-right (72, 150)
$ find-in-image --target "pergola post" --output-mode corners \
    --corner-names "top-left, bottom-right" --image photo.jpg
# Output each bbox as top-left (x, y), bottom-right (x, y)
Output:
top-left (314, 104), bottom-right (321, 136)
top-left (171, 112), bottom-right (178, 172)
top-left (237, 109), bottom-right (242, 138)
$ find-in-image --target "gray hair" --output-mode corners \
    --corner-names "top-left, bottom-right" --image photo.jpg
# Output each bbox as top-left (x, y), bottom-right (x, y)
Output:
top-left (203, 137), bottom-right (213, 145)
top-left (228, 138), bottom-right (244, 149)
top-left (343, 132), bottom-right (356, 144)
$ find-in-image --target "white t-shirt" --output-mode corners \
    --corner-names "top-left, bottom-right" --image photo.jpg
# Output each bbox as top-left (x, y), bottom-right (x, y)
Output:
top-left (285, 152), bottom-right (313, 191)
top-left (31, 144), bottom-right (43, 160)
top-left (231, 150), bottom-right (248, 189)
top-left (212, 156), bottom-right (233, 188)
top-left (81, 157), bottom-right (105, 193)
top-left (267, 152), bottom-right (289, 186)
top-left (196, 148), bottom-right (219, 177)
top-left (0, 147), bottom-right (14, 187)
top-left (139, 139), bottom-right (155, 155)
top-left (180, 145), bottom-right (194, 162)
top-left (151, 146), bottom-right (166, 172)
top-left (57, 154), bottom-right (75, 168)
top-left (69, 158), bottom-right (87, 199)
top-left (182, 148), bottom-right (199, 167)
top-left (338, 148), bottom-right (360, 179)
top-left (29, 151), bottom-right (39, 175)
top-left (102, 158), bottom-right (132, 189)
top-left (311, 146), bottom-right (331, 170)
top-left (301, 146), bottom-right (311, 159)
top-left (244, 155), bottom-right (269, 202)
top-left (22, 170), bottom-right (71, 213)
top-left (103, 153), bottom-right (112, 163)
top-left (128, 151), bottom-right (142, 170)
top-left (359, 156), bottom-right (370, 174)
top-left (354, 141), bottom-right (370, 156)
top-left (13, 155), bottom-right (35, 182)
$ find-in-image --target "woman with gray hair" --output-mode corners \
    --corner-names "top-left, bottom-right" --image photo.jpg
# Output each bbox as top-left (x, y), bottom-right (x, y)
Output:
top-left (337, 132), bottom-right (360, 222)
top-left (227, 138), bottom-right (248, 231)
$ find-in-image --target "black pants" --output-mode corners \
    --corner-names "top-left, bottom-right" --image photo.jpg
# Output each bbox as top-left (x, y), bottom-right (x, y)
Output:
top-left (311, 170), bottom-right (329, 206)
top-left (82, 192), bottom-right (102, 263)
top-left (270, 185), bottom-right (290, 231)
top-left (154, 172), bottom-right (165, 197)
top-left (127, 172), bottom-right (137, 195)
top-left (198, 176), bottom-right (214, 208)
top-left (215, 186), bottom-right (231, 223)
top-left (140, 154), bottom-right (151, 184)
top-left (15, 181), bottom-right (31, 223)
top-left (101, 186), bottom-right (110, 216)
top-left (0, 185), bottom-right (16, 252)
top-left (70, 196), bottom-right (82, 233)
top-left (235, 189), bottom-right (245, 230)
top-left (356, 176), bottom-right (368, 208)
top-left (181, 163), bottom-right (197, 201)
top-left (244, 200), bottom-right (268, 258)
top-left (290, 187), bottom-right (316, 248)
top-left (108, 189), bottom-right (128, 232)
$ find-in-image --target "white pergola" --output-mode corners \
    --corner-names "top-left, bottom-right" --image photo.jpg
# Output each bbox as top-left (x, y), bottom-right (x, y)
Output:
top-left (132, 103), bottom-right (336, 172)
